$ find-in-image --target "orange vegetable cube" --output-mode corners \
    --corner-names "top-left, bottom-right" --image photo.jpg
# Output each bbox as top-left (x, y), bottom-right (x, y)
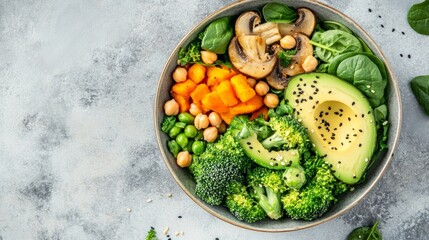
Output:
top-left (172, 92), bottom-right (190, 113)
top-left (230, 74), bottom-right (256, 102)
top-left (220, 111), bottom-right (236, 125)
top-left (171, 80), bottom-right (196, 97)
top-left (215, 81), bottom-right (240, 107)
top-left (201, 91), bottom-right (229, 113)
top-left (188, 64), bottom-right (206, 84)
top-left (230, 95), bottom-right (264, 116)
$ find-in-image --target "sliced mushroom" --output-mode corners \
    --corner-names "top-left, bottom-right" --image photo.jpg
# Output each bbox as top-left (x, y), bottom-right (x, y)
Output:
top-left (278, 8), bottom-right (316, 37)
top-left (228, 36), bottom-right (277, 79)
top-left (235, 11), bottom-right (261, 36)
top-left (265, 34), bottom-right (313, 90)
top-left (254, 22), bottom-right (282, 45)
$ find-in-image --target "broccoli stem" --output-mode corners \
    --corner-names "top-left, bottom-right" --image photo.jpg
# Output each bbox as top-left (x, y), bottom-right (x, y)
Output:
top-left (261, 132), bottom-right (287, 150)
top-left (254, 186), bottom-right (283, 220)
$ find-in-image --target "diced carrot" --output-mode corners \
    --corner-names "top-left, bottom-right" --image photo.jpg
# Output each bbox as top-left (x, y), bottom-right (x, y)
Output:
top-left (220, 111), bottom-right (236, 125)
top-left (215, 81), bottom-right (240, 107)
top-left (172, 92), bottom-right (190, 113)
top-left (230, 95), bottom-right (264, 116)
top-left (201, 91), bottom-right (229, 113)
top-left (188, 64), bottom-right (206, 84)
top-left (250, 106), bottom-right (269, 121)
top-left (221, 65), bottom-right (238, 78)
top-left (230, 74), bottom-right (256, 102)
top-left (190, 84), bottom-right (210, 113)
top-left (171, 79), bottom-right (196, 97)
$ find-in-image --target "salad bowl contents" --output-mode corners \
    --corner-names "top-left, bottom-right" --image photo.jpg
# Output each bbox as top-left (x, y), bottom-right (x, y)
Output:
top-left (155, 0), bottom-right (401, 231)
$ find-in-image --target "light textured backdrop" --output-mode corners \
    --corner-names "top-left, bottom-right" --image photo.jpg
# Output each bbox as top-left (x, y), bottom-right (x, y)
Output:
top-left (1, 0), bottom-right (428, 239)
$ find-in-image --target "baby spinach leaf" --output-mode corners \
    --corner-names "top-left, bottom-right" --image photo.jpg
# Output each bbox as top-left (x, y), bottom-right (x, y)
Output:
top-left (310, 30), bottom-right (363, 62)
top-left (277, 49), bottom-right (297, 67)
top-left (358, 37), bottom-right (373, 54)
top-left (316, 63), bottom-right (330, 73)
top-left (407, 0), bottom-right (429, 35)
top-left (262, 2), bottom-right (297, 23)
top-left (410, 75), bottom-right (429, 115)
top-left (335, 54), bottom-right (386, 107)
top-left (201, 16), bottom-right (234, 54)
top-left (321, 20), bottom-right (353, 34)
top-left (348, 221), bottom-right (382, 240)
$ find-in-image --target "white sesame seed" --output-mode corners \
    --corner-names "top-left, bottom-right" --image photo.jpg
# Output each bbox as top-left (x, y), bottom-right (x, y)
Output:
top-left (167, 193), bottom-right (173, 197)
top-left (163, 227), bottom-right (169, 235)
top-left (298, 119), bottom-right (302, 122)
top-left (370, 119), bottom-right (373, 123)
top-left (291, 151), bottom-right (296, 156)
top-left (308, 110), bottom-right (312, 113)
top-left (311, 129), bottom-right (315, 133)
top-left (365, 158), bottom-right (369, 162)
top-left (371, 89), bottom-right (376, 93)
top-left (175, 232), bottom-right (180, 236)
top-left (270, 162), bottom-right (274, 166)
top-left (366, 85), bottom-right (371, 88)
top-left (382, 121), bottom-right (388, 125)
top-left (276, 155), bottom-right (283, 161)
top-left (180, 231), bottom-right (185, 235)
top-left (126, 208), bottom-right (132, 212)
top-left (281, 162), bottom-right (286, 165)
top-left (313, 143), bottom-right (316, 148)
top-left (147, 199), bottom-right (152, 203)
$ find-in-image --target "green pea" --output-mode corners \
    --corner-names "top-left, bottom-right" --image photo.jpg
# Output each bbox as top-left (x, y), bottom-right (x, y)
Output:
top-left (176, 133), bottom-right (189, 148)
top-left (178, 113), bottom-right (195, 124)
top-left (174, 122), bottom-right (187, 129)
top-left (167, 140), bottom-right (180, 158)
top-left (168, 126), bottom-right (182, 138)
top-left (192, 141), bottom-right (206, 156)
top-left (184, 139), bottom-right (195, 153)
top-left (184, 125), bottom-right (198, 138)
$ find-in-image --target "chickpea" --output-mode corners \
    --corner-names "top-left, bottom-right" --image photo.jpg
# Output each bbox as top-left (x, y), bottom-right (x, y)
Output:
top-left (208, 112), bottom-right (222, 128)
top-left (172, 67), bottom-right (187, 83)
top-left (280, 35), bottom-right (296, 49)
top-left (302, 55), bottom-right (318, 72)
top-left (255, 81), bottom-right (270, 96)
top-left (264, 93), bottom-right (279, 109)
top-left (164, 99), bottom-right (179, 116)
top-left (176, 151), bottom-right (192, 168)
top-left (194, 113), bottom-right (209, 130)
top-left (203, 127), bottom-right (218, 143)
top-left (189, 103), bottom-right (202, 116)
top-left (246, 78), bottom-right (257, 88)
top-left (201, 50), bottom-right (218, 65)
top-left (218, 121), bottom-right (227, 134)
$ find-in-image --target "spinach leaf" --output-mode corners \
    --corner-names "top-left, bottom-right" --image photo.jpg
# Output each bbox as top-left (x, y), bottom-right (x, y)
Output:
top-left (277, 49), bottom-right (297, 67)
top-left (310, 30), bottom-right (363, 62)
top-left (335, 54), bottom-right (386, 107)
top-left (410, 75), bottom-right (429, 115)
top-left (316, 63), bottom-right (330, 73)
top-left (201, 16), bottom-right (234, 54)
top-left (407, 0), bottom-right (429, 35)
top-left (348, 221), bottom-right (382, 240)
top-left (321, 20), bottom-right (353, 34)
top-left (374, 104), bottom-right (389, 151)
top-left (358, 37), bottom-right (373, 54)
top-left (262, 3), bottom-right (297, 23)
top-left (161, 116), bottom-right (177, 133)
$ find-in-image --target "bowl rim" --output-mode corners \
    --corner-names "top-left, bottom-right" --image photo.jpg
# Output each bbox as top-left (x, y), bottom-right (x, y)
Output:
top-left (154, 0), bottom-right (402, 232)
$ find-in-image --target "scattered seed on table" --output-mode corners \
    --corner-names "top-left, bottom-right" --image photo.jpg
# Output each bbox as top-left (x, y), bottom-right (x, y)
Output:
top-left (381, 24), bottom-right (384, 28)
top-left (408, 54), bottom-right (411, 59)
top-left (368, 8), bottom-right (372, 12)
top-left (178, 215), bottom-right (182, 218)
top-left (163, 227), bottom-right (169, 235)
top-left (175, 232), bottom-right (180, 236)
top-left (167, 193), bottom-right (173, 197)
top-left (378, 15), bottom-right (381, 18)
top-left (402, 31), bottom-right (405, 35)
top-left (126, 208), bottom-right (132, 212)
top-left (392, 28), bottom-right (395, 32)
top-left (146, 199), bottom-right (152, 203)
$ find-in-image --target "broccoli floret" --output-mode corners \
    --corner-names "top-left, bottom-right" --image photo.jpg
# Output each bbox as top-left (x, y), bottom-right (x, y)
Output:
top-left (281, 163), bottom-right (350, 220)
top-left (261, 115), bottom-right (312, 156)
top-left (247, 167), bottom-right (287, 220)
top-left (225, 181), bottom-right (267, 223)
top-left (145, 227), bottom-right (158, 240)
top-left (190, 129), bottom-right (252, 205)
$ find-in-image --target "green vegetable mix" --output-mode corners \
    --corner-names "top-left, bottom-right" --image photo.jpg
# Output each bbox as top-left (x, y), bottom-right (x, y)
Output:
top-left (262, 2), bottom-right (297, 23)
top-left (201, 16), bottom-right (234, 54)
top-left (348, 221), bottom-right (382, 240)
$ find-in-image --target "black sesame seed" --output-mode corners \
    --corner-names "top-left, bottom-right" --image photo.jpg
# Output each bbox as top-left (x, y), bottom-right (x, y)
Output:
top-left (381, 24), bottom-right (384, 28)
top-left (359, 143), bottom-right (362, 147)
top-left (293, 91), bottom-right (296, 95)
top-left (332, 170), bottom-right (336, 173)
top-left (325, 112), bottom-right (329, 116)
top-left (392, 28), bottom-right (395, 32)
top-left (275, 163), bottom-right (278, 166)
top-left (341, 142), bottom-right (344, 146)
top-left (297, 84), bottom-right (300, 87)
top-left (368, 111), bottom-right (371, 114)
top-left (312, 105), bottom-right (315, 109)
top-left (352, 102), bottom-right (355, 106)
top-left (247, 142), bottom-right (251, 145)
top-left (340, 109), bottom-right (343, 112)
top-left (304, 83), bottom-right (307, 86)
top-left (328, 91), bottom-right (332, 94)
top-left (355, 114), bottom-right (358, 117)
top-left (313, 80), bottom-right (318, 84)
top-left (258, 150), bottom-right (261, 153)
top-left (309, 96), bottom-right (313, 100)
top-left (321, 134), bottom-right (324, 137)
top-left (400, 53), bottom-right (403, 57)
top-left (378, 15), bottom-right (382, 18)
top-left (330, 164), bottom-right (333, 167)
top-left (349, 140), bottom-right (352, 143)
top-left (249, 146), bottom-right (253, 149)
top-left (167, 235), bottom-right (170, 238)
top-left (318, 126), bottom-right (321, 129)
top-left (328, 107), bottom-right (331, 110)
top-left (402, 31), bottom-right (405, 35)
top-left (353, 134), bottom-right (358, 137)
top-left (296, 174), bottom-right (299, 177)
top-left (359, 129), bottom-right (363, 133)
top-left (316, 76), bottom-right (320, 79)
top-left (338, 161), bottom-right (341, 164)
top-left (323, 138), bottom-right (327, 141)
top-left (368, 8), bottom-right (372, 12)
top-left (408, 54), bottom-right (411, 59)
top-left (295, 99), bottom-right (299, 103)
top-left (300, 78), bottom-right (303, 81)
top-left (216, 238), bottom-right (220, 240)
top-left (353, 176), bottom-right (356, 179)
top-left (297, 111), bottom-right (300, 115)
top-left (311, 85), bottom-right (315, 88)
top-left (151, 226), bottom-right (154, 230)
top-left (316, 101), bottom-right (319, 104)
top-left (331, 137), bottom-right (335, 140)
top-left (334, 128), bottom-right (337, 130)
top-left (362, 114), bottom-right (365, 118)
top-left (340, 123), bottom-right (343, 127)
top-left (178, 216), bottom-right (182, 218)
top-left (334, 112), bottom-right (339, 115)
top-left (339, 114), bottom-right (343, 117)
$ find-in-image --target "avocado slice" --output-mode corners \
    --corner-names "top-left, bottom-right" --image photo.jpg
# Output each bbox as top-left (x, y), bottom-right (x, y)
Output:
top-left (285, 73), bottom-right (377, 184)
top-left (239, 133), bottom-right (300, 170)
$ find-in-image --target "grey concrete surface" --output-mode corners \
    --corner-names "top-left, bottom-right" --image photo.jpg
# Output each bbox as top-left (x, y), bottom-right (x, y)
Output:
top-left (1, 0), bottom-right (428, 239)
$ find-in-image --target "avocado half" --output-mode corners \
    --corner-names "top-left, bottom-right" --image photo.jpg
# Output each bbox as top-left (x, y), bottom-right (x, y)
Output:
top-left (285, 73), bottom-right (377, 184)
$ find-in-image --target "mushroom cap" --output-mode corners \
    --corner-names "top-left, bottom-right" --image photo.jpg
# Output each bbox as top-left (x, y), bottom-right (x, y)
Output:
top-left (278, 8), bottom-right (317, 37)
top-left (228, 36), bottom-right (277, 79)
top-left (265, 34), bottom-right (313, 90)
top-left (235, 11), bottom-right (261, 36)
